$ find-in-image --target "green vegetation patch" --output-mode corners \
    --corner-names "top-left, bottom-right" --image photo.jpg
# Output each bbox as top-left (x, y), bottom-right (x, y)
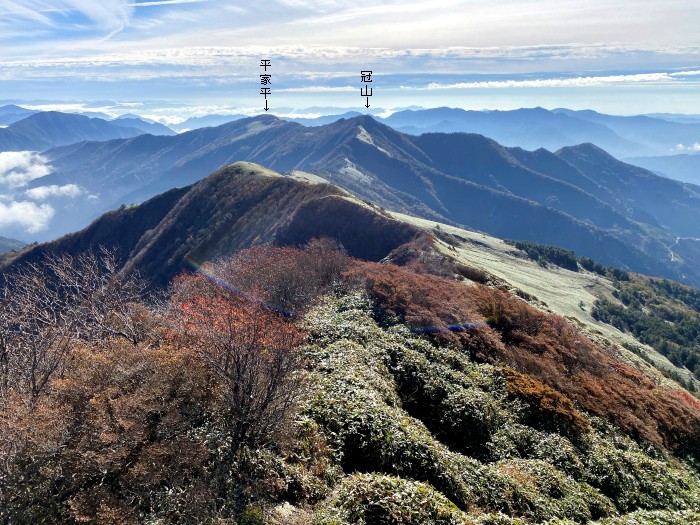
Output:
top-left (301, 291), bottom-right (700, 522)
top-left (592, 275), bottom-right (700, 381)
top-left (505, 239), bottom-right (629, 281)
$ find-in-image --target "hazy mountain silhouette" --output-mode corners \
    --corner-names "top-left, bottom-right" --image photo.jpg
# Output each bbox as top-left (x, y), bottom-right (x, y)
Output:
top-left (169, 114), bottom-right (247, 132)
top-left (0, 111), bottom-right (145, 152)
top-left (0, 104), bottom-right (38, 126)
top-left (0, 236), bottom-right (25, 253)
top-left (111, 116), bottom-right (176, 136)
top-left (625, 154), bottom-right (700, 185)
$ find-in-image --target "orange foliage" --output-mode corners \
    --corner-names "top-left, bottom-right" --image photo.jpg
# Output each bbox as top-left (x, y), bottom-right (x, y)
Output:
top-left (1, 344), bottom-right (214, 523)
top-left (345, 260), bottom-right (504, 355)
top-left (501, 367), bottom-right (588, 437)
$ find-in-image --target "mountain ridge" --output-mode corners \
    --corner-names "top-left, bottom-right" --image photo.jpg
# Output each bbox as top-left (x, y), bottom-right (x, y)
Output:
top-left (9, 113), bottom-right (700, 287)
top-left (2, 162), bottom-right (420, 289)
top-left (0, 111), bottom-right (146, 152)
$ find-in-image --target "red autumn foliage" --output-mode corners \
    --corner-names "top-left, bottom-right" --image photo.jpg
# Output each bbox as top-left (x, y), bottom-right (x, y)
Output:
top-left (204, 238), bottom-right (348, 315)
top-left (169, 266), bottom-right (308, 448)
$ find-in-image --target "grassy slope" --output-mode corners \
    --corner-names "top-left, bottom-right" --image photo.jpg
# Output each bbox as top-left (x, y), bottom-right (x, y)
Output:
top-left (389, 211), bottom-right (698, 390)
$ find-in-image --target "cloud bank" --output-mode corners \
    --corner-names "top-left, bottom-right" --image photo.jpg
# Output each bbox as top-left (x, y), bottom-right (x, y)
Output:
top-left (0, 200), bottom-right (54, 233)
top-left (25, 184), bottom-right (84, 200)
top-left (0, 151), bottom-right (52, 188)
top-left (0, 151), bottom-right (66, 234)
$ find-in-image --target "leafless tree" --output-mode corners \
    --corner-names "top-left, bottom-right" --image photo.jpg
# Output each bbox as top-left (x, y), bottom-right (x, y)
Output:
top-left (0, 248), bottom-right (148, 401)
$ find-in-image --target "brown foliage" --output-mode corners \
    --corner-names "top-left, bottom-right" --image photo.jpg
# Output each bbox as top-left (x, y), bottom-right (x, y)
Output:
top-left (467, 285), bottom-right (700, 452)
top-left (385, 233), bottom-right (491, 284)
top-left (0, 249), bottom-right (149, 402)
top-left (1, 343), bottom-right (214, 523)
top-left (346, 260), bottom-right (504, 354)
top-left (206, 237), bottom-right (348, 315)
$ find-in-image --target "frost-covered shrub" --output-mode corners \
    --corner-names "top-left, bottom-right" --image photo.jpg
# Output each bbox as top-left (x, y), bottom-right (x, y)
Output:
top-left (384, 335), bottom-right (511, 458)
top-left (301, 292), bottom-right (700, 523)
top-left (579, 432), bottom-right (700, 512)
top-left (305, 336), bottom-right (483, 509)
top-left (593, 509), bottom-right (700, 524)
top-left (313, 473), bottom-right (473, 525)
top-left (488, 424), bottom-right (583, 476)
top-left (495, 459), bottom-right (615, 522)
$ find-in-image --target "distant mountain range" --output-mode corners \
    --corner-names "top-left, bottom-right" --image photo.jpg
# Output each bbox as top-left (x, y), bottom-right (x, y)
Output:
top-left (8, 113), bottom-right (698, 288)
top-left (4, 103), bottom-right (698, 162)
top-left (112, 116), bottom-right (176, 136)
top-left (0, 111), bottom-right (147, 151)
top-left (0, 236), bottom-right (25, 253)
top-left (0, 105), bottom-right (176, 145)
top-left (0, 104), bottom-right (38, 126)
top-left (169, 113), bottom-right (246, 132)
top-left (372, 107), bottom-right (700, 158)
top-left (626, 153), bottom-right (700, 185)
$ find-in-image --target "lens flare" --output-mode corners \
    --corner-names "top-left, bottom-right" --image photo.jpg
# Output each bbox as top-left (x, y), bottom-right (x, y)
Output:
top-left (184, 256), bottom-right (295, 318)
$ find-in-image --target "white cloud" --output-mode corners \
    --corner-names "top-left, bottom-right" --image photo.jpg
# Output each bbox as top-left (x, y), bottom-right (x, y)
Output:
top-left (0, 0), bottom-right (134, 33)
top-left (19, 102), bottom-right (119, 117)
top-left (25, 184), bottom-right (84, 200)
top-left (674, 143), bottom-right (700, 152)
top-left (0, 151), bottom-right (51, 188)
top-left (0, 200), bottom-right (54, 233)
top-left (418, 72), bottom-right (678, 90)
top-left (670, 70), bottom-right (700, 77)
top-left (130, 0), bottom-right (207, 6)
top-left (277, 85), bottom-right (356, 92)
top-left (140, 114), bottom-right (186, 125)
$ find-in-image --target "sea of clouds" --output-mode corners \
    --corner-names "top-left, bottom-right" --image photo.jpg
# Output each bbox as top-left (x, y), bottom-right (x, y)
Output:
top-left (0, 151), bottom-right (84, 235)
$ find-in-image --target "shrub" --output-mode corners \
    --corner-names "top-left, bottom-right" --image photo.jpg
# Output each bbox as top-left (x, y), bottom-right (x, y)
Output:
top-left (302, 295), bottom-right (631, 521)
top-left (0, 249), bottom-right (147, 401)
top-left (504, 240), bottom-right (579, 272)
top-left (384, 337), bottom-right (511, 458)
top-left (487, 424), bottom-right (583, 476)
top-left (594, 509), bottom-right (700, 524)
top-left (345, 260), bottom-right (504, 354)
top-left (0, 344), bottom-right (214, 523)
top-left (468, 285), bottom-right (700, 454)
top-left (579, 429), bottom-right (700, 512)
top-left (314, 473), bottom-right (472, 525)
top-left (501, 367), bottom-right (588, 438)
top-left (204, 238), bottom-right (348, 316)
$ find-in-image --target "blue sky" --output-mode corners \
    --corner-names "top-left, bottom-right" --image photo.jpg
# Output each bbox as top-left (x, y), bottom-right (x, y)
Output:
top-left (0, 0), bottom-right (699, 121)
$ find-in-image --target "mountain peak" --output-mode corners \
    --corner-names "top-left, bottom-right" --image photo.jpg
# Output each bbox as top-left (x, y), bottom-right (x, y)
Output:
top-left (218, 161), bottom-right (284, 179)
top-left (556, 142), bottom-right (613, 158)
top-left (0, 110), bottom-right (145, 152)
top-left (0, 104), bottom-right (29, 113)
